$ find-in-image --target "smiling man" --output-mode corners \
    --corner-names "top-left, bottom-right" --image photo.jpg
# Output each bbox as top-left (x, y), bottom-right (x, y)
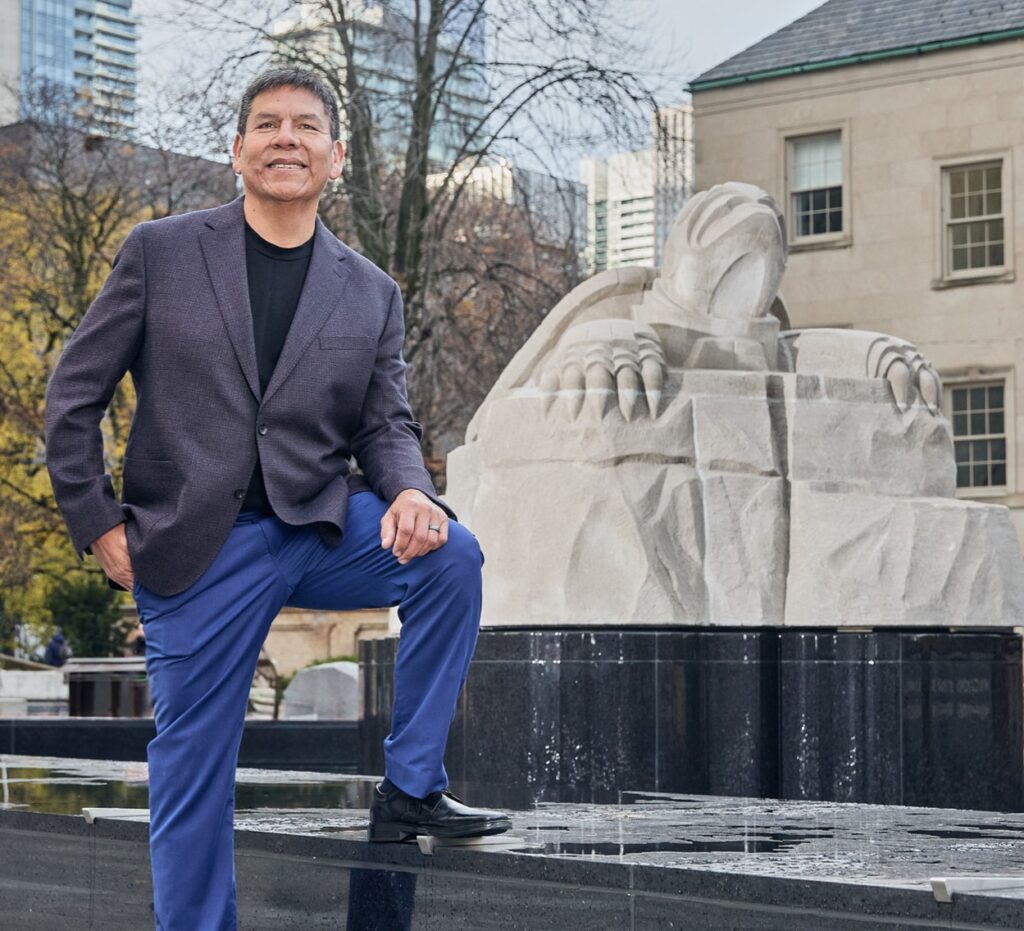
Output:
top-left (44, 68), bottom-right (510, 931)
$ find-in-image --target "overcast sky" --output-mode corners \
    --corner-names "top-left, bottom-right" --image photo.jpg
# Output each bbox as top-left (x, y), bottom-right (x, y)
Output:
top-left (137, 0), bottom-right (823, 88)
top-left (646, 0), bottom-right (822, 84)
top-left (134, 0), bottom-right (825, 168)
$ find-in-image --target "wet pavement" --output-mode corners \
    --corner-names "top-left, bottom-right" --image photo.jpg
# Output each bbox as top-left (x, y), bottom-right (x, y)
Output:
top-left (4, 754), bottom-right (1024, 928)
top-left (5, 753), bottom-right (1024, 889)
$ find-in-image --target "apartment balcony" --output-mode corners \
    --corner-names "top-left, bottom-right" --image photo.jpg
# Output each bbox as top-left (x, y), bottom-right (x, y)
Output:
top-left (94, 20), bottom-right (137, 43)
top-left (94, 3), bottom-right (140, 27)
top-left (93, 55), bottom-right (136, 76)
top-left (94, 35), bottom-right (136, 58)
top-left (91, 80), bottom-right (134, 100)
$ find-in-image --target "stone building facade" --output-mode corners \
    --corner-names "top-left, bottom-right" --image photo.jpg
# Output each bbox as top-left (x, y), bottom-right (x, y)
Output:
top-left (691, 0), bottom-right (1024, 540)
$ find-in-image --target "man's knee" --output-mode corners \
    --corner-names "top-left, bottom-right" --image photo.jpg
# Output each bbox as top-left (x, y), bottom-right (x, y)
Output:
top-left (436, 522), bottom-right (484, 582)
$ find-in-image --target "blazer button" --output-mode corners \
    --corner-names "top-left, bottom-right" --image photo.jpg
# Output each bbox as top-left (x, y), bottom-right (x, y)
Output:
top-left (234, 489), bottom-right (246, 499)
top-left (258, 424), bottom-right (268, 435)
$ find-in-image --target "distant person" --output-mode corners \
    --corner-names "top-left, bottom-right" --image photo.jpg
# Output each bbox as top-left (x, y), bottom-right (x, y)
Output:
top-left (43, 67), bottom-right (509, 930)
top-left (124, 625), bottom-right (146, 657)
top-left (43, 628), bottom-right (71, 667)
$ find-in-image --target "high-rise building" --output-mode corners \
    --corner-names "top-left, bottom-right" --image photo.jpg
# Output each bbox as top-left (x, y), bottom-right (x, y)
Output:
top-left (272, 0), bottom-right (490, 168)
top-left (580, 149), bottom-right (655, 271)
top-left (0, 0), bottom-right (139, 134)
top-left (653, 105), bottom-right (694, 267)
top-left (580, 105), bottom-right (694, 274)
top-left (578, 157), bottom-right (608, 273)
top-left (430, 158), bottom-right (586, 253)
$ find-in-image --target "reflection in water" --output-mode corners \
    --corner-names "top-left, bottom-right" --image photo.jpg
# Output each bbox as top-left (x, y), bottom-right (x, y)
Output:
top-left (0, 758), bottom-right (426, 930)
top-left (0, 754), bottom-right (666, 816)
top-left (533, 836), bottom-right (820, 856)
top-left (346, 869), bottom-right (417, 931)
top-left (0, 762), bottom-right (622, 818)
top-left (0, 759), bottom-right (385, 815)
top-left (10, 752), bottom-right (1024, 910)
top-left (908, 828), bottom-right (1024, 840)
top-left (0, 763), bottom-right (149, 814)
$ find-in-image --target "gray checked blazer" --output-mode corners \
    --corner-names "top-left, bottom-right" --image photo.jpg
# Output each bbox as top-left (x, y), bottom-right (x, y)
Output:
top-left (44, 195), bottom-right (455, 597)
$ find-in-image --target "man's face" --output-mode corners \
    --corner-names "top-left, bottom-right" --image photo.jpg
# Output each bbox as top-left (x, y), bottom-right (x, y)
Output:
top-left (231, 85), bottom-right (344, 206)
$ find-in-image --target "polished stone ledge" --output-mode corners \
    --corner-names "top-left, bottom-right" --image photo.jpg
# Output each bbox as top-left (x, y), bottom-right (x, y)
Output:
top-left (3, 756), bottom-right (1024, 929)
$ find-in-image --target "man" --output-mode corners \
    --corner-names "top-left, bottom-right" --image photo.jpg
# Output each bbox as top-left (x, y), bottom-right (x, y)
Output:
top-left (43, 627), bottom-right (71, 667)
top-left (44, 67), bottom-right (510, 930)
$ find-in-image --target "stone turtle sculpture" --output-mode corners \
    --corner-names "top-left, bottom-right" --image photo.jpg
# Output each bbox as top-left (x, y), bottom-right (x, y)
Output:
top-left (446, 183), bottom-right (1024, 628)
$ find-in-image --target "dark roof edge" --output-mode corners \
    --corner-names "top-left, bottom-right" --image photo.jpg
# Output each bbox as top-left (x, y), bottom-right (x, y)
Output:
top-left (688, 26), bottom-right (1024, 93)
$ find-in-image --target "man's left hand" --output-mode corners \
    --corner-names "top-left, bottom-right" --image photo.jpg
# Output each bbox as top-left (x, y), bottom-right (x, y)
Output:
top-left (381, 489), bottom-right (449, 564)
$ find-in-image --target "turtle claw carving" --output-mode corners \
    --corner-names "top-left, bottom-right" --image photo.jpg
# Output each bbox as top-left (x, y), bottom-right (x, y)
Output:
top-left (880, 355), bottom-right (915, 414)
top-left (913, 358), bottom-right (942, 415)
top-left (540, 320), bottom-right (666, 422)
top-left (870, 340), bottom-right (943, 415)
top-left (539, 367), bottom-right (560, 415)
top-left (585, 363), bottom-right (616, 419)
top-left (780, 330), bottom-right (943, 418)
top-left (637, 340), bottom-right (665, 418)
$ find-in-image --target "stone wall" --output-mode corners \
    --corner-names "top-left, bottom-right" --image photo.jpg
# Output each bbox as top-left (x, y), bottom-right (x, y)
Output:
top-left (692, 41), bottom-right (1024, 542)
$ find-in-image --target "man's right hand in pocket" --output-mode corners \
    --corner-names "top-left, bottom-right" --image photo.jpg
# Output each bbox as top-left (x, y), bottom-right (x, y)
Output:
top-left (90, 522), bottom-right (134, 590)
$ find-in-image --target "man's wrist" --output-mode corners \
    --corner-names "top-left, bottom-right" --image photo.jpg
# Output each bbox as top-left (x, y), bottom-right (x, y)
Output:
top-left (87, 519), bottom-right (126, 556)
top-left (386, 484), bottom-right (458, 523)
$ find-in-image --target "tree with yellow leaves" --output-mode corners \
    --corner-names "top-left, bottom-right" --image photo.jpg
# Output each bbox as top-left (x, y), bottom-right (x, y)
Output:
top-left (0, 81), bottom-right (233, 656)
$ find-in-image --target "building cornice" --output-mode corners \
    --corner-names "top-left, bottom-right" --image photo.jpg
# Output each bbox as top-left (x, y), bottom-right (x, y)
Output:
top-left (689, 27), bottom-right (1024, 93)
top-left (691, 41), bottom-right (1024, 115)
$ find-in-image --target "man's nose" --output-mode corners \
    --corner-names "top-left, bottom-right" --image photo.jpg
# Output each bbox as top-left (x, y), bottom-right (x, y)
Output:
top-left (273, 121), bottom-right (300, 145)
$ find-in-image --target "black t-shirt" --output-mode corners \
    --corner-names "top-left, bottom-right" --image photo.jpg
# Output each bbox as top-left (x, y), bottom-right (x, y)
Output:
top-left (241, 220), bottom-right (314, 513)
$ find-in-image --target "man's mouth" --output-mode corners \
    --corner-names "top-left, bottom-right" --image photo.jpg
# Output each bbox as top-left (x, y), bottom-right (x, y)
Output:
top-left (267, 161), bottom-right (306, 170)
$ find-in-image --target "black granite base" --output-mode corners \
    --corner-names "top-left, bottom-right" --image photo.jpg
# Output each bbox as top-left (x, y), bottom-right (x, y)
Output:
top-left (779, 631), bottom-right (1024, 810)
top-left (0, 719), bottom-right (360, 772)
top-left (7, 765), bottom-right (1024, 931)
top-left (360, 628), bottom-right (1024, 811)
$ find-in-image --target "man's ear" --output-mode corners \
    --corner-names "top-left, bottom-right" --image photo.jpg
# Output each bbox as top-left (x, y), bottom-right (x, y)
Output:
top-left (330, 140), bottom-right (345, 180)
top-left (231, 133), bottom-right (244, 173)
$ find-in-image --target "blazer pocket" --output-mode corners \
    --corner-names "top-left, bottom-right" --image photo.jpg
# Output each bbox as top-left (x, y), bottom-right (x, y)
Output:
top-left (319, 335), bottom-right (377, 350)
top-left (122, 456), bottom-right (175, 508)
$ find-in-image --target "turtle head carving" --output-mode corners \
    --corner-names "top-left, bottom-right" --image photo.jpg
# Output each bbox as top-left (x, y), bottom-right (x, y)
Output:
top-left (660, 182), bottom-right (787, 321)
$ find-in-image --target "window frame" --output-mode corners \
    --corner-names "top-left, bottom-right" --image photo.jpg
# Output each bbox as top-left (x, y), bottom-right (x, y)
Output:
top-left (942, 370), bottom-right (1015, 499)
top-left (934, 152), bottom-right (1014, 286)
top-left (779, 121), bottom-right (852, 252)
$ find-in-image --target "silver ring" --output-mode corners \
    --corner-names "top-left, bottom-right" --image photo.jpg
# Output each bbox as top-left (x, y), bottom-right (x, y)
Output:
top-left (428, 524), bottom-right (442, 533)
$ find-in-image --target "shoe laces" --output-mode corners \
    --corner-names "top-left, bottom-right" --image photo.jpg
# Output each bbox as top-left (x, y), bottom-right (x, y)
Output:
top-left (424, 788), bottom-right (465, 808)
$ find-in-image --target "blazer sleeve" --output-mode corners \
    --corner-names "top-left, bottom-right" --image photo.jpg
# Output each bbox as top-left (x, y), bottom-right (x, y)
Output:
top-left (350, 282), bottom-right (457, 521)
top-left (44, 224), bottom-right (147, 560)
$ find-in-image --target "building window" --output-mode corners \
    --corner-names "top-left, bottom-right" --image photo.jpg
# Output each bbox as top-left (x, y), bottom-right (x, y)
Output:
top-left (944, 161), bottom-right (1004, 275)
top-left (789, 132), bottom-right (842, 239)
top-left (950, 381), bottom-right (1007, 489)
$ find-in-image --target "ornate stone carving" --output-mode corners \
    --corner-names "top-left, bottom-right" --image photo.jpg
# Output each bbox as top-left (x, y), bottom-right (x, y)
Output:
top-left (446, 182), bottom-right (1024, 628)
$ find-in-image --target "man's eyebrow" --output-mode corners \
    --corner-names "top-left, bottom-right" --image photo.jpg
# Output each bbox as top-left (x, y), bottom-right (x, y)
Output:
top-left (251, 111), bottom-right (325, 123)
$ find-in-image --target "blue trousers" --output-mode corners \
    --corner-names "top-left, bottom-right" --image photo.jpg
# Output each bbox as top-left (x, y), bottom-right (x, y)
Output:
top-left (134, 491), bottom-right (484, 931)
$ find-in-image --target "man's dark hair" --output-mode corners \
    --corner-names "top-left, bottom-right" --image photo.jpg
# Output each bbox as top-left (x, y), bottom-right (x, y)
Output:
top-left (237, 67), bottom-right (341, 141)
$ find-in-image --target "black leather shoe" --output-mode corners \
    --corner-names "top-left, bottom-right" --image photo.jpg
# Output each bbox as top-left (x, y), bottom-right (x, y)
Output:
top-left (368, 782), bottom-right (512, 842)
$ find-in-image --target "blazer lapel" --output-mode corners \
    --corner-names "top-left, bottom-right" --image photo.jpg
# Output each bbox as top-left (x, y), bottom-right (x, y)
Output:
top-left (261, 217), bottom-right (352, 405)
top-left (199, 198), bottom-right (262, 402)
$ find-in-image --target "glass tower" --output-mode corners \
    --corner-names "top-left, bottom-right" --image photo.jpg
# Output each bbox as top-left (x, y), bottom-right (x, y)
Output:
top-left (273, 0), bottom-right (490, 168)
top-left (18, 0), bottom-right (138, 134)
